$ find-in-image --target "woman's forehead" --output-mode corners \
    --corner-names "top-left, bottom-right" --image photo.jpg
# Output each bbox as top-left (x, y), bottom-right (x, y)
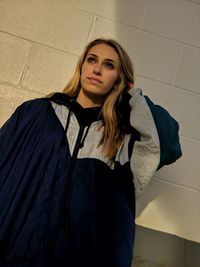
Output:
top-left (87, 44), bottom-right (119, 63)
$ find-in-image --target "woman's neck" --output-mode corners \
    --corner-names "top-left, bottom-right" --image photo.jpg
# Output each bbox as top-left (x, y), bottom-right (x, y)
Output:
top-left (76, 89), bottom-right (104, 108)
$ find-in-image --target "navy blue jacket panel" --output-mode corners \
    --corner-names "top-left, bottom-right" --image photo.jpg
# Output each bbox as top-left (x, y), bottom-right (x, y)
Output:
top-left (0, 90), bottom-right (182, 267)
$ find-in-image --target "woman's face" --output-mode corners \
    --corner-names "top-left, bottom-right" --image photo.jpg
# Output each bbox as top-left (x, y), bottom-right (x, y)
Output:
top-left (79, 43), bottom-right (120, 107)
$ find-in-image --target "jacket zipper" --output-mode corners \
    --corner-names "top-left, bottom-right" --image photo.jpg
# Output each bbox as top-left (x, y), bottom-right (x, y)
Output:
top-left (47, 121), bottom-right (85, 261)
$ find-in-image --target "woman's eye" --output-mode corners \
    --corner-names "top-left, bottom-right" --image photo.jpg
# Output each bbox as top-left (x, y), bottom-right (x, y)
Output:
top-left (104, 62), bottom-right (114, 69)
top-left (87, 57), bottom-right (96, 64)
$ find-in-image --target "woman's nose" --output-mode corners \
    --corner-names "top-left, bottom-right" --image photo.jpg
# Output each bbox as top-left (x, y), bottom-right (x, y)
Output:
top-left (93, 64), bottom-right (102, 75)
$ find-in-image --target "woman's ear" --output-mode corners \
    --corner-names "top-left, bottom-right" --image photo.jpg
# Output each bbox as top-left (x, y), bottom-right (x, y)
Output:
top-left (127, 82), bottom-right (134, 90)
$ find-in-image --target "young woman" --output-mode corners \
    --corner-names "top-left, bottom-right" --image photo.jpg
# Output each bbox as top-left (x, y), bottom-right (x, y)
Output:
top-left (0, 38), bottom-right (182, 267)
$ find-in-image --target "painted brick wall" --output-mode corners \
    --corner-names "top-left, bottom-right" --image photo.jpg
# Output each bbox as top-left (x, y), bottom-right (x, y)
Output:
top-left (0, 0), bottom-right (200, 266)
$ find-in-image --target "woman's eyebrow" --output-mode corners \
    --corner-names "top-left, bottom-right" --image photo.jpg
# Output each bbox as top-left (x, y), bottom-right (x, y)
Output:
top-left (87, 53), bottom-right (97, 57)
top-left (87, 53), bottom-right (117, 64)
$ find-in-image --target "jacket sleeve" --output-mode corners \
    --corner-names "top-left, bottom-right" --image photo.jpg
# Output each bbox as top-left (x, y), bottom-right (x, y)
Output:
top-left (0, 98), bottom-right (52, 174)
top-left (0, 105), bottom-right (23, 157)
top-left (0, 100), bottom-right (35, 156)
top-left (128, 88), bottom-right (182, 198)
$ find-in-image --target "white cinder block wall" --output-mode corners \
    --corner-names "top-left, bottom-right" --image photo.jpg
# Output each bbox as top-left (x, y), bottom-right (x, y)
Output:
top-left (0, 0), bottom-right (200, 266)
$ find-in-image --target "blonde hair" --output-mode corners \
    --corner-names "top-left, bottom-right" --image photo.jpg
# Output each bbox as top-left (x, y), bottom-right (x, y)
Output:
top-left (63, 38), bottom-right (134, 159)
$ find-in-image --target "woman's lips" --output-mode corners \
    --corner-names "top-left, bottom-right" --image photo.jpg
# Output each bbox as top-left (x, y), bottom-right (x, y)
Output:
top-left (88, 77), bottom-right (102, 84)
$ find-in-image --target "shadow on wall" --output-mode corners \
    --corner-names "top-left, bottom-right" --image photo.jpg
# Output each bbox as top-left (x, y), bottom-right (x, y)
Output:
top-left (135, 178), bottom-right (165, 218)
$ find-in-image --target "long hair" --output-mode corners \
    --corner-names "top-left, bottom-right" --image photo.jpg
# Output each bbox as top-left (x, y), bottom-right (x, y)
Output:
top-left (63, 38), bottom-right (134, 159)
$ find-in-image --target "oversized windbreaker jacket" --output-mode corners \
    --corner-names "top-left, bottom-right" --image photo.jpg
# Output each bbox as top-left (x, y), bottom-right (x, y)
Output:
top-left (0, 89), bottom-right (182, 267)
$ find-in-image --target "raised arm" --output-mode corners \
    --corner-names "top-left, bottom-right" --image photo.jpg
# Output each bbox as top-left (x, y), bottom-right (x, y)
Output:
top-left (128, 88), bottom-right (182, 198)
